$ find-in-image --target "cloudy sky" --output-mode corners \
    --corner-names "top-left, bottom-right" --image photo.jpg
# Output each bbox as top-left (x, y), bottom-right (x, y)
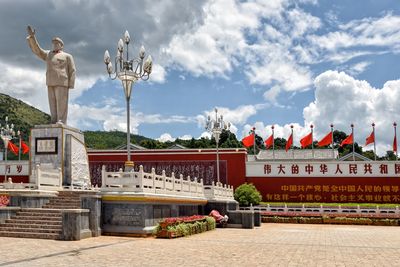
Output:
top-left (0, 0), bottom-right (399, 155)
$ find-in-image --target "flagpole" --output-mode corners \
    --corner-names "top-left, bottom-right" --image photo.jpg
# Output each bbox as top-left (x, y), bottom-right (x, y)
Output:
top-left (331, 124), bottom-right (334, 159)
top-left (351, 123), bottom-right (355, 161)
top-left (311, 124), bottom-right (314, 159)
top-left (272, 125), bottom-right (275, 161)
top-left (18, 131), bottom-right (21, 161)
top-left (394, 122), bottom-right (398, 161)
top-left (4, 139), bottom-right (8, 183)
top-left (372, 123), bottom-right (376, 161)
top-left (291, 125), bottom-right (294, 160)
top-left (253, 127), bottom-right (256, 156)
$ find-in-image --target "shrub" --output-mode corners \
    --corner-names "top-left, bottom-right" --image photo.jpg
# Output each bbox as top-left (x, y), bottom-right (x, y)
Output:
top-left (206, 216), bottom-right (216, 230)
top-left (176, 223), bottom-right (190, 236)
top-left (234, 183), bottom-right (262, 206)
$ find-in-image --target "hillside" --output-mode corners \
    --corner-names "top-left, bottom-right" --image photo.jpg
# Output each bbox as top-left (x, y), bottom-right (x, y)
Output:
top-left (0, 94), bottom-right (155, 150)
top-left (0, 93), bottom-right (241, 151)
top-left (84, 130), bottom-right (151, 149)
top-left (0, 93), bottom-right (51, 140)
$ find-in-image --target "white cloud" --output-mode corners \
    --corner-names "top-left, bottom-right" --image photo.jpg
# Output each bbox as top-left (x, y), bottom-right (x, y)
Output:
top-left (0, 61), bottom-right (98, 114)
top-left (69, 102), bottom-right (196, 135)
top-left (148, 64), bottom-right (166, 83)
top-left (157, 133), bottom-right (175, 142)
top-left (287, 8), bottom-right (321, 38)
top-left (242, 122), bottom-right (310, 144)
top-left (199, 131), bottom-right (211, 139)
top-left (236, 70), bottom-right (400, 156)
top-left (0, 62), bottom-right (47, 111)
top-left (179, 134), bottom-right (192, 140)
top-left (346, 61), bottom-right (371, 76)
top-left (198, 104), bottom-right (264, 128)
top-left (163, 0), bottom-right (318, 98)
top-left (263, 85), bottom-right (281, 102)
top-left (228, 123), bottom-right (238, 135)
top-left (308, 14), bottom-right (400, 61)
top-left (303, 70), bottom-right (400, 155)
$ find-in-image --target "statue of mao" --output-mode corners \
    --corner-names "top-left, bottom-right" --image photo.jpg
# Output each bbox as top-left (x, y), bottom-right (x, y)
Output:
top-left (26, 25), bottom-right (76, 124)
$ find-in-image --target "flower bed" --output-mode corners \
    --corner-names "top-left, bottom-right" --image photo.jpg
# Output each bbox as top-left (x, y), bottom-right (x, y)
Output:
top-left (0, 195), bottom-right (9, 207)
top-left (154, 215), bottom-right (216, 238)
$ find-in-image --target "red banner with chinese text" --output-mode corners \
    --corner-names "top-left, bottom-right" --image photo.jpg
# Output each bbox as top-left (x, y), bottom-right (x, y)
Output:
top-left (247, 176), bottom-right (400, 203)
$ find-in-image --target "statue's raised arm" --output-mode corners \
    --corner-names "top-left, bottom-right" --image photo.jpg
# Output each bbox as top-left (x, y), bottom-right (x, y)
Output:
top-left (27, 25), bottom-right (35, 36)
top-left (26, 25), bottom-right (47, 61)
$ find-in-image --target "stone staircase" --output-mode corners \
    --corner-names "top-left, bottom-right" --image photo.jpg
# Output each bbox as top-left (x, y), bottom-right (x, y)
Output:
top-left (43, 191), bottom-right (81, 209)
top-left (0, 191), bottom-right (82, 240)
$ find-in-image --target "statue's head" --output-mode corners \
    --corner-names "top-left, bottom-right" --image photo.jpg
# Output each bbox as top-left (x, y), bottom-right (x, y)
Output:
top-left (52, 37), bottom-right (64, 52)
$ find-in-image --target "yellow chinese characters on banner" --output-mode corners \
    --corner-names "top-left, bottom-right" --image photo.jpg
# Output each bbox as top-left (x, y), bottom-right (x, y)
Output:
top-left (270, 184), bottom-right (400, 203)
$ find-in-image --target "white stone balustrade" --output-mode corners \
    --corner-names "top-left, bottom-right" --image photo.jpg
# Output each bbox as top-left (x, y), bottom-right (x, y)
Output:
top-left (101, 165), bottom-right (206, 198)
top-left (204, 181), bottom-right (234, 200)
top-left (36, 164), bottom-right (63, 191)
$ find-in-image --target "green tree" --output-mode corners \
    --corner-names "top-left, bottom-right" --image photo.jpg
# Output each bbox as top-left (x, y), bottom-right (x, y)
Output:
top-left (234, 183), bottom-right (262, 206)
top-left (362, 150), bottom-right (379, 160)
top-left (383, 151), bottom-right (397, 161)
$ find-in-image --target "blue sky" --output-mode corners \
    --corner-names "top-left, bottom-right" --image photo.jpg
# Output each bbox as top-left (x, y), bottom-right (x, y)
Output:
top-left (0, 0), bottom-right (399, 155)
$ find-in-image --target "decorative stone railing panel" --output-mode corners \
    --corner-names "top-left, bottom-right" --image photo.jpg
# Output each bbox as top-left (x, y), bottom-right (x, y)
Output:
top-left (36, 164), bottom-right (62, 191)
top-left (101, 165), bottom-right (206, 198)
top-left (204, 182), bottom-right (234, 200)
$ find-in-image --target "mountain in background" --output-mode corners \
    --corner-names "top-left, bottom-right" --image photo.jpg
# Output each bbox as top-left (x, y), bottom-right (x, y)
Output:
top-left (0, 94), bottom-right (242, 151)
top-left (0, 93), bottom-right (51, 141)
top-left (0, 93), bottom-right (152, 150)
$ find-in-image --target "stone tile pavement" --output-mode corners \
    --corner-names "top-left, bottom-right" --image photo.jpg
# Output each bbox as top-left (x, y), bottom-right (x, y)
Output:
top-left (0, 223), bottom-right (399, 267)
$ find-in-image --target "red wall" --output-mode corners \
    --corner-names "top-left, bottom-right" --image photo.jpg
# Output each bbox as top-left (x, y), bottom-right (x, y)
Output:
top-left (0, 176), bottom-right (29, 183)
top-left (88, 149), bottom-right (247, 188)
top-left (247, 176), bottom-right (400, 203)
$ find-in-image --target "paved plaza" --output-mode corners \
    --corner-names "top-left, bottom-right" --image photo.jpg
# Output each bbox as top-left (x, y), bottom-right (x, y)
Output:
top-left (1, 224), bottom-right (400, 267)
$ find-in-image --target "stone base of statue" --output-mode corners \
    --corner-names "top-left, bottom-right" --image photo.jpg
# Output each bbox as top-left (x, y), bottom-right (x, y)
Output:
top-left (29, 123), bottom-right (90, 189)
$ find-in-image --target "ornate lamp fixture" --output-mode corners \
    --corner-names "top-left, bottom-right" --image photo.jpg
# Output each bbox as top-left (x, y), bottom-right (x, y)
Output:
top-left (0, 116), bottom-right (15, 182)
top-left (205, 108), bottom-right (230, 184)
top-left (104, 30), bottom-right (153, 169)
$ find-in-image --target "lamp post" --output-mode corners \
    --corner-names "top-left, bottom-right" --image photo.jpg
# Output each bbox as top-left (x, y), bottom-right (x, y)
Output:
top-left (104, 30), bottom-right (153, 170)
top-left (0, 116), bottom-right (15, 182)
top-left (205, 108), bottom-right (230, 184)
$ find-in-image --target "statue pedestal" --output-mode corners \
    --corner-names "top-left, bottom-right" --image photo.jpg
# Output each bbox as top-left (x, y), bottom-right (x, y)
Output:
top-left (29, 123), bottom-right (90, 188)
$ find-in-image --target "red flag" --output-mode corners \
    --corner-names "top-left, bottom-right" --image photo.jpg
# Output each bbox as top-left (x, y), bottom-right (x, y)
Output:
top-left (21, 140), bottom-right (30, 154)
top-left (7, 141), bottom-right (19, 155)
top-left (365, 131), bottom-right (374, 146)
top-left (285, 134), bottom-right (293, 152)
top-left (241, 133), bottom-right (254, 148)
top-left (394, 135), bottom-right (397, 153)
top-left (264, 135), bottom-right (273, 149)
top-left (300, 132), bottom-right (313, 148)
top-left (317, 132), bottom-right (333, 147)
top-left (340, 133), bottom-right (353, 147)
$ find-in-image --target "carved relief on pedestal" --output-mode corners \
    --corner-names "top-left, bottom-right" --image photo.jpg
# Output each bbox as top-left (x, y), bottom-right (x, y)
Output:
top-left (70, 136), bottom-right (90, 187)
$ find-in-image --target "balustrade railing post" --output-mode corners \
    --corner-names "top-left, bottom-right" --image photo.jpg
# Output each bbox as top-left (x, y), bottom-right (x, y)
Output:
top-left (138, 165), bottom-right (144, 190)
top-left (171, 172), bottom-right (175, 192)
top-left (151, 167), bottom-right (156, 192)
top-left (193, 177), bottom-right (198, 196)
top-left (101, 165), bottom-right (106, 188)
top-left (36, 164), bottom-right (41, 189)
top-left (187, 176), bottom-right (191, 195)
top-left (179, 174), bottom-right (183, 194)
top-left (200, 178), bottom-right (204, 196)
top-left (162, 170), bottom-right (166, 192)
top-left (58, 167), bottom-right (65, 189)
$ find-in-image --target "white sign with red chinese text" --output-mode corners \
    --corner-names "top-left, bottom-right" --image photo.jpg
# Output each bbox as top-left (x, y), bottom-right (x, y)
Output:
top-left (0, 161), bottom-right (29, 176)
top-left (246, 161), bottom-right (400, 177)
